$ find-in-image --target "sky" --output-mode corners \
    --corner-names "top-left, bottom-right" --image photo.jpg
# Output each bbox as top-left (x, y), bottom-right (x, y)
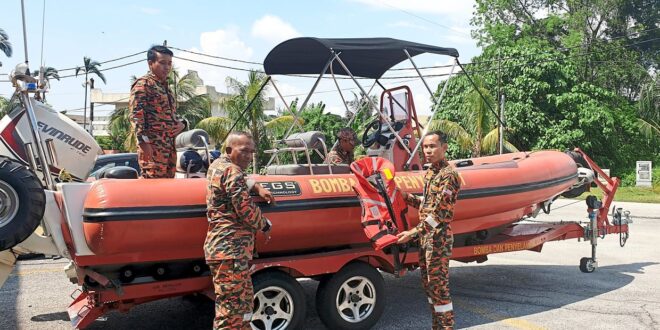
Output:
top-left (0, 0), bottom-right (480, 118)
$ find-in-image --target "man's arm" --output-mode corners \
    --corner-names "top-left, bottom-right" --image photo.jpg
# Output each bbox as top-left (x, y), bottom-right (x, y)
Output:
top-left (129, 79), bottom-right (152, 142)
top-left (401, 190), bottom-right (422, 209)
top-left (227, 169), bottom-right (268, 231)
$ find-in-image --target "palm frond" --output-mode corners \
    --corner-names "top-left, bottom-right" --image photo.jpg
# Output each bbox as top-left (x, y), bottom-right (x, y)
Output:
top-left (196, 117), bottom-right (232, 145)
top-left (429, 119), bottom-right (472, 151)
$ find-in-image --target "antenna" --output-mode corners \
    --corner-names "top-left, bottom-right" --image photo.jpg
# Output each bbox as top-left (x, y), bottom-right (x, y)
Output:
top-left (20, 0), bottom-right (30, 73)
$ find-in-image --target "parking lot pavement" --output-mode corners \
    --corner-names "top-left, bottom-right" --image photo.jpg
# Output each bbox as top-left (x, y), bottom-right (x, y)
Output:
top-left (2, 199), bottom-right (659, 329)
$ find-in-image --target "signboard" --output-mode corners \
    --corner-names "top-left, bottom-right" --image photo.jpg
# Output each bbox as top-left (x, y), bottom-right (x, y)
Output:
top-left (636, 161), bottom-right (652, 187)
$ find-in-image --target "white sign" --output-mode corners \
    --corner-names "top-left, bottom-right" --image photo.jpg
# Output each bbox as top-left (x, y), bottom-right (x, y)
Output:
top-left (636, 161), bottom-right (652, 187)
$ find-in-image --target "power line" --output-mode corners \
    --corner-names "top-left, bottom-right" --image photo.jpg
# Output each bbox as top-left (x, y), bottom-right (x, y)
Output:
top-left (169, 46), bottom-right (263, 65)
top-left (379, 2), bottom-right (471, 36)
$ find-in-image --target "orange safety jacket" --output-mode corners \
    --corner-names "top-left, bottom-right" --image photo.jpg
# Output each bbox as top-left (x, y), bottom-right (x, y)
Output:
top-left (350, 157), bottom-right (409, 251)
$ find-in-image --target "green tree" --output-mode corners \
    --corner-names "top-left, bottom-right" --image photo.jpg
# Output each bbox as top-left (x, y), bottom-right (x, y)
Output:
top-left (75, 57), bottom-right (107, 133)
top-left (107, 107), bottom-right (134, 152)
top-left (221, 70), bottom-right (299, 167)
top-left (637, 76), bottom-right (660, 141)
top-left (168, 70), bottom-right (211, 129)
top-left (0, 28), bottom-right (12, 67)
top-left (32, 66), bottom-right (60, 102)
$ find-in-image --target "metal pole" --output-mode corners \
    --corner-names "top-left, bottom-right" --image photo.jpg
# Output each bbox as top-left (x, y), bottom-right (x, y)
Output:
top-left (266, 56), bottom-right (334, 167)
top-left (404, 55), bottom-right (457, 169)
top-left (20, 0), bottom-right (30, 68)
top-left (328, 80), bottom-right (378, 152)
top-left (20, 92), bottom-right (55, 190)
top-left (333, 54), bottom-right (412, 155)
top-left (499, 94), bottom-right (505, 154)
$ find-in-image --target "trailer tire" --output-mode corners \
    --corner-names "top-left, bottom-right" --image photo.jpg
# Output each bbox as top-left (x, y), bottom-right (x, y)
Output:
top-left (252, 271), bottom-right (306, 330)
top-left (579, 257), bottom-right (596, 273)
top-left (316, 262), bottom-right (385, 330)
top-left (0, 157), bottom-right (45, 251)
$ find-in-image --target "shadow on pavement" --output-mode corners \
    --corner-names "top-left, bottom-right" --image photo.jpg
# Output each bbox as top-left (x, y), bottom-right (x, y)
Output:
top-left (74, 262), bottom-right (655, 329)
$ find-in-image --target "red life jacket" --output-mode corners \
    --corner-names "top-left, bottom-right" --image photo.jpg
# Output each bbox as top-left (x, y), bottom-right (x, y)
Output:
top-left (350, 157), bottom-right (409, 250)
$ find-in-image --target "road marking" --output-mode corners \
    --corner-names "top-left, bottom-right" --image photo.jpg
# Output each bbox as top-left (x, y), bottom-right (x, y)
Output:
top-left (455, 299), bottom-right (547, 330)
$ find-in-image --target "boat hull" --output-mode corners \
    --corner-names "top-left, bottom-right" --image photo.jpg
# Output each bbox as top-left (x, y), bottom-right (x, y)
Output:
top-left (81, 151), bottom-right (578, 264)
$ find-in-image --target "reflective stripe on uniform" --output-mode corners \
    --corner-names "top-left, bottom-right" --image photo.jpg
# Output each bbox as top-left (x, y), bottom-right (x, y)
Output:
top-left (433, 302), bottom-right (453, 313)
top-left (363, 198), bottom-right (387, 207)
top-left (243, 313), bottom-right (253, 321)
top-left (424, 214), bottom-right (440, 228)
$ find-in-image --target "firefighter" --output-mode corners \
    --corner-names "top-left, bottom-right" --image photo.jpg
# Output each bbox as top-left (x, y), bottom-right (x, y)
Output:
top-left (396, 131), bottom-right (461, 330)
top-left (204, 131), bottom-right (274, 330)
top-left (326, 127), bottom-right (357, 164)
top-left (129, 45), bottom-right (185, 178)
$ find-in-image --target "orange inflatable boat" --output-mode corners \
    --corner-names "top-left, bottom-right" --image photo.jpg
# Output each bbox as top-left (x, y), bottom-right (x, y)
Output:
top-left (81, 150), bottom-right (578, 266)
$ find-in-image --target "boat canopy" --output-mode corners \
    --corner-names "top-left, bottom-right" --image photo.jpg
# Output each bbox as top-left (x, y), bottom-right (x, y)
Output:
top-left (263, 37), bottom-right (459, 79)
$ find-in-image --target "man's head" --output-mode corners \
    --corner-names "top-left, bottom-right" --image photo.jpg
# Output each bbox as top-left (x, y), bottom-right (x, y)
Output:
top-left (422, 130), bottom-right (448, 164)
top-left (147, 45), bottom-right (173, 82)
top-left (337, 128), bottom-right (357, 154)
top-left (224, 131), bottom-right (255, 170)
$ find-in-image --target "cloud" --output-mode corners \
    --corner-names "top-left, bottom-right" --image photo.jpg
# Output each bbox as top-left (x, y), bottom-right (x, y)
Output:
top-left (173, 26), bottom-right (257, 93)
top-left (139, 7), bottom-right (161, 15)
top-left (251, 15), bottom-right (301, 45)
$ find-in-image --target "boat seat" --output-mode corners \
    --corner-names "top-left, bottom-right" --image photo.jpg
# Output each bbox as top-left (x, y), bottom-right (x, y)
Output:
top-left (96, 166), bottom-right (139, 180)
top-left (266, 164), bottom-right (351, 175)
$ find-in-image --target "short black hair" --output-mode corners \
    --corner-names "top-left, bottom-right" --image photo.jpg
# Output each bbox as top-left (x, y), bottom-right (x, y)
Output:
top-left (425, 130), bottom-right (448, 144)
top-left (147, 45), bottom-right (173, 62)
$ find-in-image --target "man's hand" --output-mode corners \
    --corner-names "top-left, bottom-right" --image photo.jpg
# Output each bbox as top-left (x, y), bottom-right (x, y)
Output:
top-left (139, 142), bottom-right (154, 162)
top-left (262, 218), bottom-right (273, 244)
top-left (255, 184), bottom-right (276, 205)
top-left (396, 229), bottom-right (417, 244)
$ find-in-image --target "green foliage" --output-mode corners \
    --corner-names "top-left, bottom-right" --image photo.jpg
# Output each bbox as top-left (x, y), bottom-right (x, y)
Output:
top-left (435, 0), bottom-right (660, 173)
top-left (0, 28), bottom-right (12, 66)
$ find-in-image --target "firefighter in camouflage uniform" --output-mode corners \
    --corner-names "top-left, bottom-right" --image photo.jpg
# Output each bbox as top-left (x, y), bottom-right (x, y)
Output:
top-left (326, 127), bottom-right (357, 165)
top-left (129, 45), bottom-right (185, 178)
top-left (397, 131), bottom-right (461, 330)
top-left (204, 131), bottom-right (274, 330)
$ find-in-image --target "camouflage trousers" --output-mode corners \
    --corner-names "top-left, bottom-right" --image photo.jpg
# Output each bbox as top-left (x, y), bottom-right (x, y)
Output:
top-left (419, 226), bottom-right (454, 330)
top-left (208, 259), bottom-right (254, 330)
top-left (137, 139), bottom-right (176, 178)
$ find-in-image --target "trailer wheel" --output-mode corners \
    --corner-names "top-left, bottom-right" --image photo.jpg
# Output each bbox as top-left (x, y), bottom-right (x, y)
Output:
top-left (316, 262), bottom-right (385, 330)
top-left (252, 271), bottom-right (306, 330)
top-left (0, 157), bottom-right (45, 251)
top-left (579, 257), bottom-right (596, 273)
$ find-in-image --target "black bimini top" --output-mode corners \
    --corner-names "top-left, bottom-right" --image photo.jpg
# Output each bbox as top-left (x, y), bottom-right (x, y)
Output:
top-left (263, 37), bottom-right (459, 79)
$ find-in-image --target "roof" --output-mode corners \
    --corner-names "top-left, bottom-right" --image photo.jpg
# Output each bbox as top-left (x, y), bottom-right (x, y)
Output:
top-left (263, 37), bottom-right (459, 79)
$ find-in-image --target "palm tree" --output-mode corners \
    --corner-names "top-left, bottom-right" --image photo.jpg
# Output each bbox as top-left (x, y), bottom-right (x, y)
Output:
top-left (431, 78), bottom-right (518, 157)
top-left (0, 28), bottom-right (12, 67)
top-left (168, 69), bottom-right (211, 129)
top-left (75, 57), bottom-right (106, 133)
top-left (637, 77), bottom-right (660, 141)
top-left (32, 66), bottom-right (60, 101)
top-left (108, 107), bottom-right (135, 152)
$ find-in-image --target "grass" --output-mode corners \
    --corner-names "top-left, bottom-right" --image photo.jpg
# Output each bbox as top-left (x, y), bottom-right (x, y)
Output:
top-left (574, 185), bottom-right (660, 203)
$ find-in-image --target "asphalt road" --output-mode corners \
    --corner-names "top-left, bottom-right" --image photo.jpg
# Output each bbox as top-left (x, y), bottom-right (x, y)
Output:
top-left (2, 200), bottom-right (659, 329)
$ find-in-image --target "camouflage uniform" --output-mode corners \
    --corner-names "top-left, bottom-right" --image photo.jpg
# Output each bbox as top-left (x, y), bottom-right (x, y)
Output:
top-left (129, 72), bottom-right (178, 178)
top-left (326, 145), bottom-right (354, 165)
top-left (205, 155), bottom-right (269, 330)
top-left (404, 159), bottom-right (460, 329)
top-left (326, 129), bottom-right (357, 165)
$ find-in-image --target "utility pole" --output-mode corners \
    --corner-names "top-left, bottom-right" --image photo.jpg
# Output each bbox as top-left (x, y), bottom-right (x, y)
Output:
top-left (499, 94), bottom-right (505, 155)
top-left (497, 49), bottom-right (502, 154)
top-left (89, 77), bottom-right (95, 136)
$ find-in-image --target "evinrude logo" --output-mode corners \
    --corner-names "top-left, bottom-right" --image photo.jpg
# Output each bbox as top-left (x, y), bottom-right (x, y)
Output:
top-left (37, 121), bottom-right (92, 154)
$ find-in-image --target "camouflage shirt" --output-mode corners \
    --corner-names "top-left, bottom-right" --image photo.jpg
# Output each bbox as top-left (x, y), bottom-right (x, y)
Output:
top-left (404, 159), bottom-right (461, 234)
top-left (204, 155), bottom-right (268, 261)
top-left (326, 146), bottom-right (354, 165)
top-left (129, 72), bottom-right (178, 142)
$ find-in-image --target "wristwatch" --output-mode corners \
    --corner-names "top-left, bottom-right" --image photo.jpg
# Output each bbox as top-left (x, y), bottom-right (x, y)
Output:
top-left (262, 218), bottom-right (272, 232)
top-left (140, 135), bottom-right (151, 143)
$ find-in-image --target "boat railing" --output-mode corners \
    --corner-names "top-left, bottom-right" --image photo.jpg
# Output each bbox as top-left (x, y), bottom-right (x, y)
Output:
top-left (264, 131), bottom-right (333, 175)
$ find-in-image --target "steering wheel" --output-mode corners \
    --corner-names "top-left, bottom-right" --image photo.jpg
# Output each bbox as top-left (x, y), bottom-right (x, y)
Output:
top-left (362, 120), bottom-right (382, 148)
